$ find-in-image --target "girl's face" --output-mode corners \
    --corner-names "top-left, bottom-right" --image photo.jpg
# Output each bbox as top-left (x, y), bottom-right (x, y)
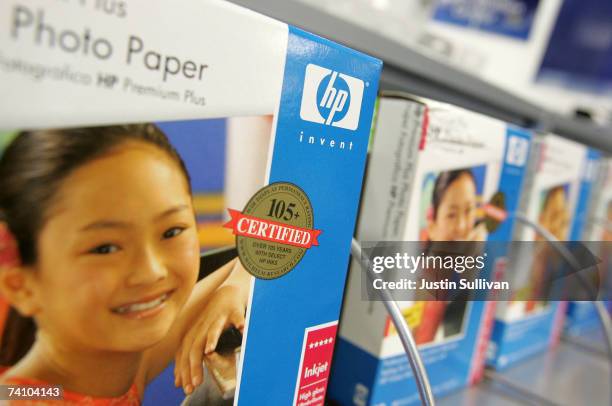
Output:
top-left (428, 173), bottom-right (477, 241)
top-left (29, 141), bottom-right (200, 353)
top-left (539, 188), bottom-right (570, 241)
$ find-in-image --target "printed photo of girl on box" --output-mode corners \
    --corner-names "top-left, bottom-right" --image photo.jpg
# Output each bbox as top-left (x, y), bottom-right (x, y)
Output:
top-left (412, 167), bottom-right (487, 346)
top-left (0, 124), bottom-right (251, 404)
top-left (523, 184), bottom-right (571, 314)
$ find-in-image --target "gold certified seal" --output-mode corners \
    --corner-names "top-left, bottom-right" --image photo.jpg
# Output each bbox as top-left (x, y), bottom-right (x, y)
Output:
top-left (224, 182), bottom-right (320, 279)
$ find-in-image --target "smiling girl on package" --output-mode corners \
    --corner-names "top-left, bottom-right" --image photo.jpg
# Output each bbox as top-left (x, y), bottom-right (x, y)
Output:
top-left (0, 125), bottom-right (250, 404)
top-left (414, 168), bottom-right (487, 345)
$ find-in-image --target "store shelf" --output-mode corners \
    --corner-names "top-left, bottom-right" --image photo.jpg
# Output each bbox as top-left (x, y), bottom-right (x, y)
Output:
top-left (437, 381), bottom-right (524, 406)
top-left (438, 340), bottom-right (609, 406)
top-left (229, 0), bottom-right (612, 152)
top-left (563, 330), bottom-right (607, 357)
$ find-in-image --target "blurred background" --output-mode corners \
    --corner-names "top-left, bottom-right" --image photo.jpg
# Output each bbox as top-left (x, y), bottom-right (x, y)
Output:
top-left (231, 0), bottom-right (612, 152)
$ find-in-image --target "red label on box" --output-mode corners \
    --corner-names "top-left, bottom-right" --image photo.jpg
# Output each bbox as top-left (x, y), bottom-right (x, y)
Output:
top-left (224, 209), bottom-right (321, 248)
top-left (293, 322), bottom-right (337, 406)
top-left (469, 257), bottom-right (506, 384)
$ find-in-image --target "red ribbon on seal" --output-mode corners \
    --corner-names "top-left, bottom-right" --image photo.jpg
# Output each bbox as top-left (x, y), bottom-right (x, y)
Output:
top-left (223, 209), bottom-right (321, 249)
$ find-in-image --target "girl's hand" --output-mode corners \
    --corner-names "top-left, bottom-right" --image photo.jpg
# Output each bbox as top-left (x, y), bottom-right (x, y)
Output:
top-left (174, 260), bottom-right (250, 395)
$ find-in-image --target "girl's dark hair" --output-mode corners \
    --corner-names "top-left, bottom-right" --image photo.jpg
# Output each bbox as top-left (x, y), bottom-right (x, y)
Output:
top-left (431, 169), bottom-right (475, 220)
top-left (0, 124), bottom-right (190, 366)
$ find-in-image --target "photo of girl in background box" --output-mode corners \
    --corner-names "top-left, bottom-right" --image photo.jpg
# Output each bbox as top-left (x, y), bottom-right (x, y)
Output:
top-left (525, 184), bottom-right (570, 315)
top-left (399, 165), bottom-right (487, 346)
top-left (504, 183), bottom-right (571, 321)
top-left (0, 123), bottom-right (253, 405)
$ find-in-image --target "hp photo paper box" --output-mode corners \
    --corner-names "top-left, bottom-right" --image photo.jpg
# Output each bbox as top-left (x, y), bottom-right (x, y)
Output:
top-left (0, 1), bottom-right (381, 405)
top-left (488, 134), bottom-right (601, 369)
top-left (565, 157), bottom-right (612, 337)
top-left (329, 94), bottom-right (531, 405)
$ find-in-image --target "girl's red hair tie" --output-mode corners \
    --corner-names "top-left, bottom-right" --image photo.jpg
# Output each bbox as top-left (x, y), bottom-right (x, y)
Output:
top-left (0, 223), bottom-right (20, 267)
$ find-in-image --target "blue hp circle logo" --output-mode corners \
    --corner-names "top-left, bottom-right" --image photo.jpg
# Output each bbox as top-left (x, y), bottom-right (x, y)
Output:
top-left (316, 72), bottom-right (351, 126)
top-left (300, 64), bottom-right (365, 131)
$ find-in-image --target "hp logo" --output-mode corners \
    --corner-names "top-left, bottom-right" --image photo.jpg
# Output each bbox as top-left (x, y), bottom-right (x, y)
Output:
top-left (505, 135), bottom-right (529, 166)
top-left (318, 71), bottom-right (351, 125)
top-left (300, 64), bottom-right (364, 131)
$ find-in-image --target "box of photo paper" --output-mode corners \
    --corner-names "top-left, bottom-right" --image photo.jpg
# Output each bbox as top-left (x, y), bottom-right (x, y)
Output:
top-left (329, 93), bottom-right (531, 405)
top-left (0, 1), bottom-right (381, 405)
top-left (488, 134), bottom-right (601, 369)
top-left (565, 157), bottom-right (612, 338)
